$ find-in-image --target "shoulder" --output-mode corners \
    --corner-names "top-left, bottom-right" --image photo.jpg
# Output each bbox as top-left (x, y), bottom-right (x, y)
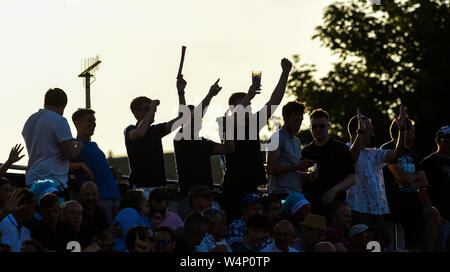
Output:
top-left (380, 141), bottom-right (395, 150)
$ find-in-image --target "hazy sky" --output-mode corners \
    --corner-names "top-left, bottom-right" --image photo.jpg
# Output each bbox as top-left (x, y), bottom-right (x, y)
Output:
top-left (0, 0), bottom-right (339, 165)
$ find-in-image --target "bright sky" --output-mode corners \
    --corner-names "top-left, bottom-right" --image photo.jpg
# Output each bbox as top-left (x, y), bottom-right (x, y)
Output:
top-left (0, 0), bottom-right (339, 165)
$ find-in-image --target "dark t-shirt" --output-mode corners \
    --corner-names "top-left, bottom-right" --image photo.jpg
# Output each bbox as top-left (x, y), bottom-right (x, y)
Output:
top-left (124, 123), bottom-right (167, 188)
top-left (82, 205), bottom-right (109, 243)
top-left (222, 113), bottom-right (267, 194)
top-left (420, 153), bottom-right (450, 221)
top-left (174, 134), bottom-right (217, 196)
top-left (301, 138), bottom-right (355, 214)
top-left (381, 140), bottom-right (422, 216)
top-left (31, 221), bottom-right (91, 251)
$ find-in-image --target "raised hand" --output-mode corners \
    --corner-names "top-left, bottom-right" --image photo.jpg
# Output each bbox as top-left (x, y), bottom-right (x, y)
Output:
top-left (357, 107), bottom-right (366, 132)
top-left (177, 74), bottom-right (187, 95)
top-left (7, 144), bottom-right (25, 164)
top-left (281, 58), bottom-right (292, 73)
top-left (208, 79), bottom-right (222, 97)
top-left (395, 105), bottom-right (406, 129)
top-left (133, 233), bottom-right (150, 252)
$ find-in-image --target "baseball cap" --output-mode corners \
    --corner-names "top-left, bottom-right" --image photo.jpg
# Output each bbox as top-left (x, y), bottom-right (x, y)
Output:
top-left (349, 224), bottom-right (369, 239)
top-left (436, 125), bottom-right (450, 138)
top-left (281, 192), bottom-right (310, 216)
top-left (241, 193), bottom-right (261, 207)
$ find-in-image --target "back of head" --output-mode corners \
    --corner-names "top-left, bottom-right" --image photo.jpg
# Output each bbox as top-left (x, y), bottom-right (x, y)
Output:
top-left (261, 195), bottom-right (281, 211)
top-left (282, 101), bottom-right (305, 119)
top-left (21, 239), bottom-right (46, 252)
top-left (228, 92), bottom-right (246, 106)
top-left (202, 207), bottom-right (226, 225)
top-left (184, 211), bottom-right (208, 235)
top-left (313, 241), bottom-right (336, 252)
top-left (130, 96), bottom-right (152, 114)
top-left (61, 200), bottom-right (82, 215)
top-left (44, 88), bottom-right (67, 107)
top-left (39, 192), bottom-right (60, 211)
top-left (16, 188), bottom-right (36, 208)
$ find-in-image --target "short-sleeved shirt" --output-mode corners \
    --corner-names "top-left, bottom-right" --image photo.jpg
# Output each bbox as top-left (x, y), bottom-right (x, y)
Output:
top-left (112, 208), bottom-right (153, 252)
top-left (0, 214), bottom-right (31, 252)
top-left (301, 139), bottom-right (355, 214)
top-left (228, 237), bottom-right (260, 252)
top-left (345, 143), bottom-right (389, 215)
top-left (225, 217), bottom-right (247, 239)
top-left (222, 112), bottom-right (267, 194)
top-left (267, 126), bottom-right (302, 196)
top-left (72, 139), bottom-right (121, 200)
top-left (22, 109), bottom-right (74, 187)
top-left (159, 210), bottom-right (184, 231)
top-left (174, 133), bottom-right (217, 196)
top-left (124, 123), bottom-right (167, 188)
top-left (420, 153), bottom-right (450, 221)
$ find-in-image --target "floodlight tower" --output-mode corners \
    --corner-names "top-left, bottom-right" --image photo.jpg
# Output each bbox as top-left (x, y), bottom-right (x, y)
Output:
top-left (78, 56), bottom-right (101, 108)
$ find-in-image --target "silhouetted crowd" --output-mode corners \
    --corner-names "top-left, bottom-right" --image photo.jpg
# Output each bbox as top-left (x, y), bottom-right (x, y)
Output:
top-left (0, 58), bottom-right (449, 252)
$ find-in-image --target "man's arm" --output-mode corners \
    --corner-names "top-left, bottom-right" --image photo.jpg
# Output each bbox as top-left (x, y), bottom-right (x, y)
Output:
top-left (350, 108), bottom-right (366, 163)
top-left (127, 100), bottom-right (159, 141)
top-left (384, 106), bottom-right (406, 163)
top-left (257, 58), bottom-right (293, 124)
top-left (266, 152), bottom-right (316, 175)
top-left (387, 164), bottom-right (422, 186)
top-left (321, 174), bottom-right (356, 205)
top-left (163, 75), bottom-right (187, 136)
top-left (70, 162), bottom-right (96, 181)
top-left (60, 140), bottom-right (85, 160)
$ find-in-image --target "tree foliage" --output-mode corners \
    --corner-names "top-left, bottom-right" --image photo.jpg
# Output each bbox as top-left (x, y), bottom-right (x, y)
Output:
top-left (289, 0), bottom-right (450, 158)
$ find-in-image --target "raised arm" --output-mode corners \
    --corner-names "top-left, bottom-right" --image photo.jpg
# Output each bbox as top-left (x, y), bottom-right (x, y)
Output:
top-left (350, 108), bottom-right (366, 163)
top-left (384, 106), bottom-right (406, 163)
top-left (0, 144), bottom-right (25, 178)
top-left (257, 58), bottom-right (293, 124)
top-left (127, 100), bottom-right (160, 141)
top-left (163, 75), bottom-right (187, 136)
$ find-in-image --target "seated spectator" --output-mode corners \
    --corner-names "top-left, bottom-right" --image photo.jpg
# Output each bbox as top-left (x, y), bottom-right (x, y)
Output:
top-left (21, 239), bottom-right (46, 252)
top-left (196, 207), bottom-right (231, 252)
top-left (325, 202), bottom-right (352, 252)
top-left (348, 224), bottom-right (371, 252)
top-left (226, 193), bottom-right (263, 239)
top-left (281, 192), bottom-right (311, 239)
top-left (112, 190), bottom-right (152, 252)
top-left (228, 214), bottom-right (272, 252)
top-left (60, 200), bottom-right (91, 250)
top-left (148, 188), bottom-right (183, 231)
top-left (79, 181), bottom-right (109, 243)
top-left (125, 225), bottom-right (154, 252)
top-left (261, 195), bottom-right (282, 226)
top-left (261, 220), bottom-right (298, 252)
top-left (181, 211), bottom-right (209, 252)
top-left (312, 241), bottom-right (336, 252)
top-left (180, 185), bottom-right (215, 220)
top-left (154, 226), bottom-right (177, 252)
top-left (0, 188), bottom-right (36, 252)
top-left (31, 192), bottom-right (65, 251)
top-left (293, 213), bottom-right (327, 252)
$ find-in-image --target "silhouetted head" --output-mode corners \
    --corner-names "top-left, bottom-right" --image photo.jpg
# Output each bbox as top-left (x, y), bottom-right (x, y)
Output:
top-left (130, 96), bottom-right (153, 122)
top-left (309, 109), bottom-right (331, 143)
top-left (282, 101), bottom-right (305, 135)
top-left (72, 108), bottom-right (96, 138)
top-left (44, 88), bottom-right (67, 115)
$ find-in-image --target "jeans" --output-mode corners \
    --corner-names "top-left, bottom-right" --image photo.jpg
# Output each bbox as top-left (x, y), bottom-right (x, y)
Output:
top-left (435, 222), bottom-right (450, 252)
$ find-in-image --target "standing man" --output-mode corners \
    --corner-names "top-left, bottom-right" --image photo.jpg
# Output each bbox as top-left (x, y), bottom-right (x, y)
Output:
top-left (421, 125), bottom-right (450, 251)
top-left (266, 101), bottom-right (316, 199)
top-left (125, 76), bottom-right (186, 195)
top-left (345, 106), bottom-right (406, 229)
top-left (22, 88), bottom-right (84, 189)
top-left (71, 109), bottom-right (121, 225)
top-left (221, 58), bottom-right (293, 222)
top-left (301, 109), bottom-right (356, 217)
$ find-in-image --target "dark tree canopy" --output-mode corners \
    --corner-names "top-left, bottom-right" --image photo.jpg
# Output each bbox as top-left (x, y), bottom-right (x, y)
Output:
top-left (288, 0), bottom-right (450, 158)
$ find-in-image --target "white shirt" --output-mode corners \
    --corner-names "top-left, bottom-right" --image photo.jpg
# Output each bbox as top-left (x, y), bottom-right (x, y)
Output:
top-left (22, 109), bottom-right (73, 187)
top-left (346, 143), bottom-right (390, 215)
top-left (0, 214), bottom-right (31, 252)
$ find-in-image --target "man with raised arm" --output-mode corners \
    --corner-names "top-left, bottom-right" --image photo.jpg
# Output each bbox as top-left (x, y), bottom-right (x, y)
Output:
top-left (221, 58), bottom-right (293, 222)
top-left (174, 79), bottom-right (234, 198)
top-left (125, 76), bottom-right (186, 194)
top-left (22, 88), bottom-right (84, 189)
top-left (345, 106), bottom-right (406, 229)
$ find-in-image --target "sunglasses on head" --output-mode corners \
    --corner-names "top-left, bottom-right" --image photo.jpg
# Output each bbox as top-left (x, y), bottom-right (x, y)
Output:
top-left (310, 124), bottom-right (327, 130)
top-left (154, 239), bottom-right (171, 246)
